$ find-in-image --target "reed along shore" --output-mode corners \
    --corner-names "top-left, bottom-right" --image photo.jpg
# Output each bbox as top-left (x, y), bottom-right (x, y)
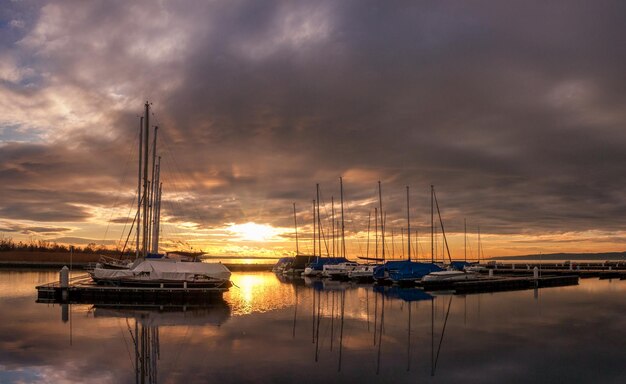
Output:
top-left (0, 251), bottom-right (272, 271)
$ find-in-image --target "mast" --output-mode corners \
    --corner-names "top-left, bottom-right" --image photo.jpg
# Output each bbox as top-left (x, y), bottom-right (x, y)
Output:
top-left (340, 177), bottom-right (346, 258)
top-left (430, 185), bottom-right (434, 263)
top-left (464, 218), bottom-right (467, 262)
top-left (151, 156), bottom-right (161, 253)
top-left (137, 117), bottom-right (143, 259)
top-left (312, 200), bottom-right (316, 259)
top-left (316, 184), bottom-right (321, 260)
top-left (378, 181), bottom-right (385, 262)
top-left (153, 181), bottom-right (162, 254)
top-left (374, 207), bottom-right (378, 260)
top-left (366, 209), bottom-right (371, 259)
top-left (478, 225), bottom-right (481, 263)
top-left (331, 197), bottom-right (335, 257)
top-left (142, 102), bottom-right (150, 258)
top-left (433, 187), bottom-right (453, 263)
top-left (293, 203), bottom-right (299, 255)
top-left (406, 186), bottom-right (411, 262)
top-left (148, 126), bottom-right (158, 252)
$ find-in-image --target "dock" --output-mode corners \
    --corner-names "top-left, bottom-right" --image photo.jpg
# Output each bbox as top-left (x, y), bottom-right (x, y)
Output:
top-left (36, 274), bottom-right (229, 305)
top-left (421, 275), bottom-right (579, 294)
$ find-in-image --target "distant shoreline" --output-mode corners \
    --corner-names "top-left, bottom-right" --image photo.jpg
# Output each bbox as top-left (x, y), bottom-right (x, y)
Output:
top-left (489, 251), bottom-right (626, 261)
top-left (0, 250), bottom-right (274, 271)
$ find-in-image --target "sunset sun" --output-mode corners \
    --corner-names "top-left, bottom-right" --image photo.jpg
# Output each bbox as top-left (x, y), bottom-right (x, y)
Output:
top-left (228, 222), bottom-right (281, 242)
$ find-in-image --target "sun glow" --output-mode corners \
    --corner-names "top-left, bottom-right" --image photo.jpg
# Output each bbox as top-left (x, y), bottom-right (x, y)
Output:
top-left (227, 222), bottom-right (283, 242)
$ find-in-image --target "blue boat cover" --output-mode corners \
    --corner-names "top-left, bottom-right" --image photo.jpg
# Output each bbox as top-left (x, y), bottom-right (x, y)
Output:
top-left (306, 257), bottom-right (349, 271)
top-left (450, 261), bottom-right (475, 270)
top-left (373, 260), bottom-right (443, 281)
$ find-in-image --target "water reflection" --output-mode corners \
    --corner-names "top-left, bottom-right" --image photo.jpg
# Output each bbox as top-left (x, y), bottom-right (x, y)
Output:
top-left (3, 271), bottom-right (626, 383)
top-left (280, 274), bottom-right (454, 376)
top-left (91, 303), bottom-right (231, 384)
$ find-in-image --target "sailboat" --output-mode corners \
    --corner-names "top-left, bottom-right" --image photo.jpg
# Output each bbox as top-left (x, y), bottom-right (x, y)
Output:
top-left (374, 185), bottom-right (443, 285)
top-left (423, 218), bottom-right (479, 282)
top-left (90, 102), bottom-right (231, 288)
top-left (303, 182), bottom-right (348, 277)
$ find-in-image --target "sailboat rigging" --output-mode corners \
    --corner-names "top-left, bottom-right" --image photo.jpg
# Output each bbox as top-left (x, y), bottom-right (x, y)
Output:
top-left (89, 102), bottom-right (231, 288)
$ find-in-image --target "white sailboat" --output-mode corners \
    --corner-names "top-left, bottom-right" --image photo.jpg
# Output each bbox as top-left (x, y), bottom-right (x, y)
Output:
top-left (90, 102), bottom-right (231, 288)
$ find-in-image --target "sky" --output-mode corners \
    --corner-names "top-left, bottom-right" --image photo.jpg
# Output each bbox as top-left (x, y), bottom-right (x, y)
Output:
top-left (1, 0), bottom-right (626, 259)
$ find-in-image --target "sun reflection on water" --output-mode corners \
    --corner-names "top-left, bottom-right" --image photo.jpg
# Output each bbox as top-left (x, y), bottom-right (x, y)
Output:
top-left (225, 272), bottom-right (295, 316)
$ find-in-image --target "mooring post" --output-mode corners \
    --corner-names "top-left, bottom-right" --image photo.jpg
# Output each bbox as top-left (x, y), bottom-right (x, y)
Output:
top-left (60, 266), bottom-right (69, 301)
top-left (533, 266), bottom-right (539, 280)
top-left (512, 264), bottom-right (515, 270)
top-left (488, 269), bottom-right (493, 278)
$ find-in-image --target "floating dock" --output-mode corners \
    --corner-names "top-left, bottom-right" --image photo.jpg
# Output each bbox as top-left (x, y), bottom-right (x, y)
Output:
top-left (421, 275), bottom-right (579, 294)
top-left (36, 274), bottom-right (229, 305)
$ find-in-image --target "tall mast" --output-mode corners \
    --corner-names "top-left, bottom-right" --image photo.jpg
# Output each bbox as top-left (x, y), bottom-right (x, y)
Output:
top-left (148, 126), bottom-right (158, 252)
top-left (312, 200), bottom-right (316, 259)
top-left (464, 218), bottom-right (467, 262)
top-left (316, 184), bottom-right (321, 259)
top-left (433, 187), bottom-right (453, 263)
top-left (366, 209), bottom-right (371, 259)
top-left (293, 203), bottom-right (299, 255)
top-left (340, 177), bottom-right (346, 258)
top-left (378, 181), bottom-right (385, 262)
top-left (137, 117), bottom-right (143, 259)
top-left (153, 181), bottom-right (162, 254)
top-left (406, 185), bottom-right (411, 262)
top-left (430, 185), bottom-right (434, 263)
top-left (151, 156), bottom-right (161, 253)
top-left (374, 207), bottom-right (378, 259)
top-left (478, 225), bottom-right (481, 263)
top-left (331, 197), bottom-right (335, 257)
top-left (390, 226), bottom-right (394, 259)
top-left (142, 102), bottom-right (150, 258)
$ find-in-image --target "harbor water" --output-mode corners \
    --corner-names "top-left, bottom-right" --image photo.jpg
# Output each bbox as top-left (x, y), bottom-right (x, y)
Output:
top-left (1, 270), bottom-right (626, 383)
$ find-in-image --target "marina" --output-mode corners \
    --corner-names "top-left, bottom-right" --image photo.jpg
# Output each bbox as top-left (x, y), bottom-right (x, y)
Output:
top-left (5, 269), bottom-right (626, 383)
top-left (2, 1), bottom-right (626, 383)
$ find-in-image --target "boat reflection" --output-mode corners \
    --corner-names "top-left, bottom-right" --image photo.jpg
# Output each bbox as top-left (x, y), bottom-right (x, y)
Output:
top-left (93, 302), bottom-right (230, 384)
top-left (280, 274), bottom-right (455, 378)
top-left (53, 299), bottom-right (231, 384)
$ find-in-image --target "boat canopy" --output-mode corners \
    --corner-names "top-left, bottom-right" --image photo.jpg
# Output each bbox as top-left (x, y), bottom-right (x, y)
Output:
top-left (93, 259), bottom-right (231, 282)
top-left (450, 261), bottom-right (475, 270)
top-left (307, 257), bottom-right (349, 271)
top-left (373, 260), bottom-right (443, 281)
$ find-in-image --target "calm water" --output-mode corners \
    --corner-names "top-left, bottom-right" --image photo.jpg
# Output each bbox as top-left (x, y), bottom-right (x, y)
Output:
top-left (1, 270), bottom-right (626, 383)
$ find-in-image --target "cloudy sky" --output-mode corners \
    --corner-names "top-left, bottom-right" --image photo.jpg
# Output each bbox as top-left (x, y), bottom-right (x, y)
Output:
top-left (1, 0), bottom-right (626, 258)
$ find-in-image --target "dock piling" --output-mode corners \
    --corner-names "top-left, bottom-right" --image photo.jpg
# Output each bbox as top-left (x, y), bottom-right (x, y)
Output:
top-left (60, 266), bottom-right (69, 301)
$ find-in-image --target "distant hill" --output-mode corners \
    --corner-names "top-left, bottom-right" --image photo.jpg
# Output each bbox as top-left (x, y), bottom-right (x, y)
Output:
top-left (489, 252), bottom-right (626, 261)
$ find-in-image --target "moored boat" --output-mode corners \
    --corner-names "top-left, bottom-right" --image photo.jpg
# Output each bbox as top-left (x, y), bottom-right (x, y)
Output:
top-left (89, 102), bottom-right (231, 289)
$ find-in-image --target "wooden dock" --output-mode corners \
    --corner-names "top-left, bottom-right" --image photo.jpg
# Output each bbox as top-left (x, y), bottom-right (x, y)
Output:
top-left (421, 275), bottom-right (579, 294)
top-left (487, 268), bottom-right (626, 279)
top-left (36, 274), bottom-right (229, 304)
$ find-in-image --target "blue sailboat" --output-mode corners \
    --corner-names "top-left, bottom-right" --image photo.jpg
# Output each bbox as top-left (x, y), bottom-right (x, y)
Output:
top-left (374, 185), bottom-right (443, 285)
